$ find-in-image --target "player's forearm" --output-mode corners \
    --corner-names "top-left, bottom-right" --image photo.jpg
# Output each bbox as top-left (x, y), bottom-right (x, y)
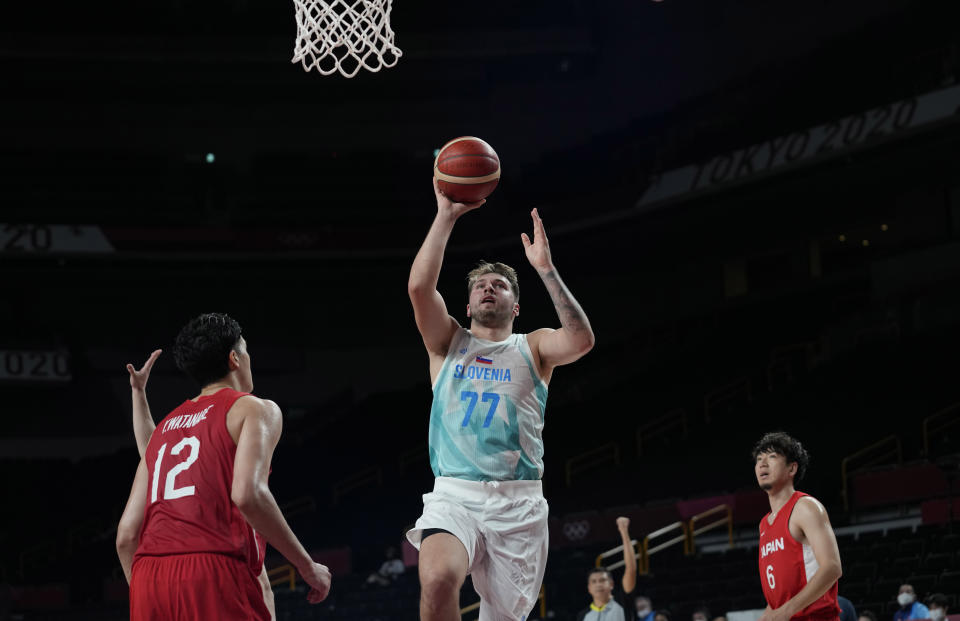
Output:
top-left (779, 560), bottom-right (841, 617)
top-left (131, 389), bottom-right (156, 458)
top-left (235, 488), bottom-right (314, 573)
top-left (538, 267), bottom-right (595, 351)
top-left (409, 213), bottom-right (457, 293)
top-left (117, 538), bottom-right (137, 583)
top-left (620, 529), bottom-right (637, 593)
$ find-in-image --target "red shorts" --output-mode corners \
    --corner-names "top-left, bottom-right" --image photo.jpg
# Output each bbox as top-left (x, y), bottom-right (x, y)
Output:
top-left (130, 553), bottom-right (270, 621)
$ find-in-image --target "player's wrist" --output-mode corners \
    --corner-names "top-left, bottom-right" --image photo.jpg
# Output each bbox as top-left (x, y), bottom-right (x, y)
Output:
top-left (434, 209), bottom-right (460, 226)
top-left (780, 601), bottom-right (799, 618)
top-left (294, 556), bottom-right (317, 575)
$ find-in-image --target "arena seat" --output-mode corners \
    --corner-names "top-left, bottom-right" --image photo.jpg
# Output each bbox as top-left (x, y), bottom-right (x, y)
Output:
top-left (851, 462), bottom-right (949, 509)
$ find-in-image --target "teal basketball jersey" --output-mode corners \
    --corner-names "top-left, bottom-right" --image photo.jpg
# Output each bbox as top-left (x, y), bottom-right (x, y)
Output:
top-left (429, 327), bottom-right (548, 481)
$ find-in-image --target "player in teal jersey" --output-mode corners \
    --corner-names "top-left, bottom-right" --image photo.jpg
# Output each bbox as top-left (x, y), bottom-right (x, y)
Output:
top-left (407, 178), bottom-right (595, 621)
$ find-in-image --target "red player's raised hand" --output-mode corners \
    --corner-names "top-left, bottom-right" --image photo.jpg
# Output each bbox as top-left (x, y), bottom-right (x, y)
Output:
top-left (126, 349), bottom-right (161, 392)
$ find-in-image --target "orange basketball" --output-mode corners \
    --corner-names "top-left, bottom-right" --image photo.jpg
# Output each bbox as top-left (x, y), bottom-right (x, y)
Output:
top-left (433, 136), bottom-right (501, 203)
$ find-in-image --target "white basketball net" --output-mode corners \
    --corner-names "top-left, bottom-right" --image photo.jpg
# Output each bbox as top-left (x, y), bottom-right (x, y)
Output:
top-left (291, 0), bottom-right (402, 78)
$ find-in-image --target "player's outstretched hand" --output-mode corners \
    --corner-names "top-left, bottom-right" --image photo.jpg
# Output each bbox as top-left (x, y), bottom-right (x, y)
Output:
top-left (520, 208), bottom-right (554, 274)
top-left (302, 561), bottom-right (332, 604)
top-left (126, 349), bottom-right (162, 392)
top-left (434, 177), bottom-right (485, 219)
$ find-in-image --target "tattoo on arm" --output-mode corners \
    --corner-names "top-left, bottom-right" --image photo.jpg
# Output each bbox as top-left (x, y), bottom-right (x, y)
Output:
top-left (541, 270), bottom-right (590, 334)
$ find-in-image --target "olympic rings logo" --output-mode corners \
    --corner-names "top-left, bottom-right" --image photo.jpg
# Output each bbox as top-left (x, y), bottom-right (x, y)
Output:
top-left (562, 520), bottom-right (591, 541)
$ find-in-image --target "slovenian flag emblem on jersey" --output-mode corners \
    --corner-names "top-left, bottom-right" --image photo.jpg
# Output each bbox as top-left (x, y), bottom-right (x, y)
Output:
top-left (476, 355), bottom-right (493, 364)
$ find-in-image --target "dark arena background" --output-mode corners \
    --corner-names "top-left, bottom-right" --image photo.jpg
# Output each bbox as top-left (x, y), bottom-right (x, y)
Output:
top-left (4, 0), bottom-right (960, 619)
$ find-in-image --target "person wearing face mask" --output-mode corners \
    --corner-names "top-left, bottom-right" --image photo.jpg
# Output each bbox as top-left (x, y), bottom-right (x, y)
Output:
top-left (634, 596), bottom-right (655, 621)
top-left (926, 593), bottom-right (949, 621)
top-left (893, 584), bottom-right (929, 621)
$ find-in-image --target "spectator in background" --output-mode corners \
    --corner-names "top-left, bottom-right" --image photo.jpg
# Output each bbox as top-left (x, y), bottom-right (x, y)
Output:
top-left (712, 616), bottom-right (727, 621)
top-left (692, 607), bottom-right (711, 621)
top-left (655, 610), bottom-right (672, 621)
top-left (837, 595), bottom-right (856, 621)
top-left (576, 518), bottom-right (637, 621)
top-left (366, 546), bottom-right (405, 587)
top-left (858, 611), bottom-right (878, 621)
top-left (578, 568), bottom-right (627, 621)
top-left (894, 584), bottom-right (930, 621)
top-left (634, 596), bottom-right (655, 621)
top-left (926, 593), bottom-right (949, 621)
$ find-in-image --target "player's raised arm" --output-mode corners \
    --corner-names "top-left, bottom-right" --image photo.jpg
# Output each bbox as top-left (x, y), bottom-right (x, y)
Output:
top-left (408, 178), bottom-right (485, 356)
top-left (116, 459), bottom-right (149, 582)
top-left (230, 396), bottom-right (332, 604)
top-left (617, 517), bottom-right (637, 594)
top-left (522, 208), bottom-right (595, 371)
top-left (126, 349), bottom-right (162, 457)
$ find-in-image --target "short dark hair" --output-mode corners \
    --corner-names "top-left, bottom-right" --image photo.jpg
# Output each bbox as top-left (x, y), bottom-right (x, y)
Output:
top-left (656, 610), bottom-right (673, 621)
top-left (587, 567), bottom-right (612, 582)
top-left (752, 431), bottom-right (810, 482)
top-left (927, 594), bottom-right (949, 609)
top-left (173, 313), bottom-right (243, 387)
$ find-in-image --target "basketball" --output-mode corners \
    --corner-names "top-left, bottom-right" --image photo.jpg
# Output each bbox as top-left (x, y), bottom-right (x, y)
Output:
top-left (433, 136), bottom-right (501, 203)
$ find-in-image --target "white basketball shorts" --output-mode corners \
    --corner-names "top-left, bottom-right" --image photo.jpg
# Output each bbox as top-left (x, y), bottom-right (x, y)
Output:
top-left (406, 477), bottom-right (549, 621)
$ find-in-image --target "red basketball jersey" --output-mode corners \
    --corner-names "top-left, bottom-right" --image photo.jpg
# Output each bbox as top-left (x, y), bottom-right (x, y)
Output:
top-left (134, 388), bottom-right (266, 576)
top-left (758, 491), bottom-right (839, 620)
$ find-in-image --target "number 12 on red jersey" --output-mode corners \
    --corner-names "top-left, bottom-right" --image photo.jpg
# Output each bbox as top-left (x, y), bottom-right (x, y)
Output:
top-left (151, 436), bottom-right (200, 503)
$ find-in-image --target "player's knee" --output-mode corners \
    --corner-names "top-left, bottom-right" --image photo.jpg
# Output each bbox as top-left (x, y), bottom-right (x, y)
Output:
top-left (420, 564), bottom-right (463, 600)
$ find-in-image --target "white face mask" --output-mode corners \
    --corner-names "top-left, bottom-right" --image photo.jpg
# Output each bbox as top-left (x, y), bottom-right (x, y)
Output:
top-left (637, 609), bottom-right (651, 617)
top-left (897, 593), bottom-right (915, 607)
top-left (930, 609), bottom-right (945, 621)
